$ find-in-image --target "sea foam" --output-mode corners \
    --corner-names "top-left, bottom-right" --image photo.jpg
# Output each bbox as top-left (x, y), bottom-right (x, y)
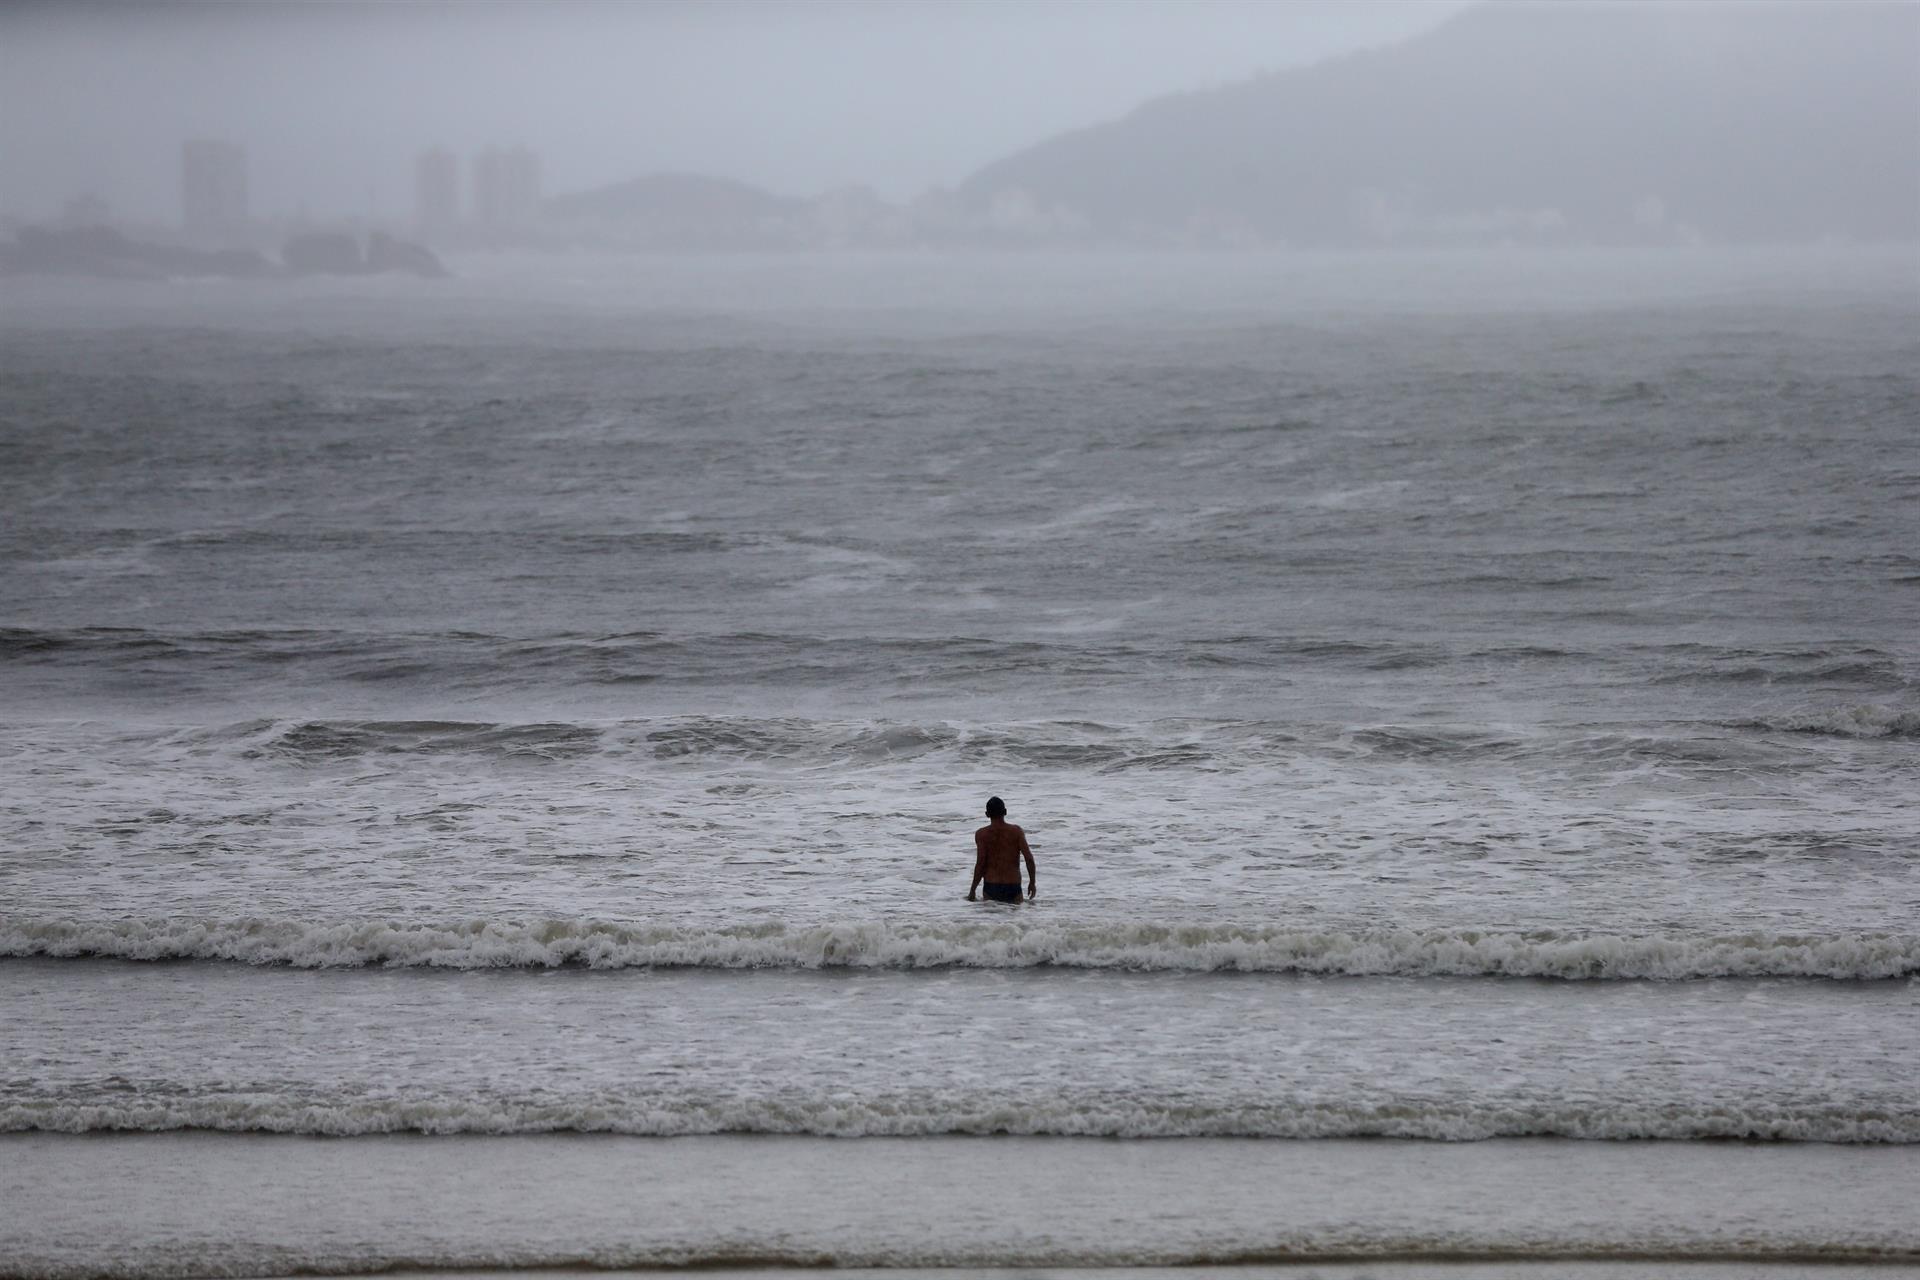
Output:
top-left (3, 1091), bottom-right (1914, 1142)
top-left (6, 917), bottom-right (1916, 979)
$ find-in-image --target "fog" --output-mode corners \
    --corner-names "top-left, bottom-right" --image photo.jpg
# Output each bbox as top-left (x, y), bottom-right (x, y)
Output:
top-left (0, 0), bottom-right (1459, 225)
top-left (2, 0), bottom-right (1914, 261)
top-left (5, 9), bottom-right (1920, 1273)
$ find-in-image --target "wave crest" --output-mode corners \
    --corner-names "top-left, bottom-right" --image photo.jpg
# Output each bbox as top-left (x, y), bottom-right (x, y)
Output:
top-left (3, 1090), bottom-right (1920, 1143)
top-left (5, 918), bottom-right (1916, 979)
top-left (3, 1091), bottom-right (1915, 1143)
top-left (1732, 705), bottom-right (1920, 739)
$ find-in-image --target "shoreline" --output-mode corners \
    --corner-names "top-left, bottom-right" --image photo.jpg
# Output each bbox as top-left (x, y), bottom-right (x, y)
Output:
top-left (6, 1134), bottom-right (1918, 1278)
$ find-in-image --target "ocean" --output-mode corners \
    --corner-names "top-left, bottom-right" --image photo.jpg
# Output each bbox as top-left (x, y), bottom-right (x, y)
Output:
top-left (2, 247), bottom-right (1917, 1277)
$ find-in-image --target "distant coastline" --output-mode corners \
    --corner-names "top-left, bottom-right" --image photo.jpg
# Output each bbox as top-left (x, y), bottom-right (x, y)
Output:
top-left (7, 2), bottom-right (1913, 263)
top-left (517, 2), bottom-right (1919, 252)
top-left (0, 224), bottom-right (447, 281)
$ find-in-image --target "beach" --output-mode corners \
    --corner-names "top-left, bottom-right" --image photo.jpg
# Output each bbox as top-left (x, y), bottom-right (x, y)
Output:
top-left (6, 1132), bottom-right (1920, 1274)
top-left (3, 247), bottom-right (1917, 1276)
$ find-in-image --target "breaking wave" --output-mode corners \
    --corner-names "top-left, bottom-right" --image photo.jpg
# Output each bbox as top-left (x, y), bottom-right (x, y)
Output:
top-left (60, 708), bottom-right (1920, 779)
top-left (9, 625), bottom-right (1909, 702)
top-left (1730, 705), bottom-right (1920, 739)
top-left (7, 917), bottom-right (1917, 979)
top-left (4, 1091), bottom-right (1916, 1143)
top-left (4, 1235), bottom-right (1915, 1279)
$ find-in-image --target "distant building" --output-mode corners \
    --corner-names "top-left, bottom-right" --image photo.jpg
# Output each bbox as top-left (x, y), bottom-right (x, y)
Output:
top-left (181, 140), bottom-right (248, 237)
top-left (472, 146), bottom-right (541, 232)
top-left (415, 147), bottom-right (460, 231)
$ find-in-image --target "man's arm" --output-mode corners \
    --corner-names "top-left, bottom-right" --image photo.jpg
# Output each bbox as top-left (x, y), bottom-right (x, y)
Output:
top-left (1020, 830), bottom-right (1036, 899)
top-left (967, 832), bottom-right (986, 900)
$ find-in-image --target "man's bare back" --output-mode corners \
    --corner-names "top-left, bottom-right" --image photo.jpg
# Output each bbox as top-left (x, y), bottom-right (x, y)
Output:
top-left (968, 796), bottom-right (1035, 902)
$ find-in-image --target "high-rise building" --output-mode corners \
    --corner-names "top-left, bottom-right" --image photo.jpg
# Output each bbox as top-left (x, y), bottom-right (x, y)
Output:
top-left (472, 146), bottom-right (541, 232)
top-left (181, 140), bottom-right (248, 237)
top-left (415, 147), bottom-right (460, 231)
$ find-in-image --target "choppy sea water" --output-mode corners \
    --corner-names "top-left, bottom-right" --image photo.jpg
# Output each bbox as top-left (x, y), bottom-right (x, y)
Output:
top-left (2, 249), bottom-right (1917, 1275)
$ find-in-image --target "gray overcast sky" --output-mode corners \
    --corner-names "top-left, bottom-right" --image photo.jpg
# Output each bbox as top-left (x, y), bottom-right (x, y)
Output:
top-left (0, 0), bottom-right (1467, 225)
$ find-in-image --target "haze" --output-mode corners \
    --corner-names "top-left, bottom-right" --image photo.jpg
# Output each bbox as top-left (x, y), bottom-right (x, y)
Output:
top-left (0, 0), bottom-right (1463, 225)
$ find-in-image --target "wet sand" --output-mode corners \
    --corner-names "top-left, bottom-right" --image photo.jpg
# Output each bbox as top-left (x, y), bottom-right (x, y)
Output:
top-left (4, 1133), bottom-right (1917, 1277)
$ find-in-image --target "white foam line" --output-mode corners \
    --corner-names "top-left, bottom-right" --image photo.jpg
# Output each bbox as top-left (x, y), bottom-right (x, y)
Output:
top-left (4, 1094), bottom-right (1917, 1142)
top-left (5, 917), bottom-right (1918, 979)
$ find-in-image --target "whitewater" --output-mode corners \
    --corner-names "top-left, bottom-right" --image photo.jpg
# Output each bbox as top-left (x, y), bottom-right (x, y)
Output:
top-left (3, 248), bottom-right (1918, 1276)
top-left (8, 917), bottom-right (1920, 979)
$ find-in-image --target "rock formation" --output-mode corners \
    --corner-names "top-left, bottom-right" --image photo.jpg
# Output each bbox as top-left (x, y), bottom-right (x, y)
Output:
top-left (0, 225), bottom-right (449, 280)
top-left (0, 225), bottom-right (276, 279)
top-left (366, 232), bottom-right (449, 278)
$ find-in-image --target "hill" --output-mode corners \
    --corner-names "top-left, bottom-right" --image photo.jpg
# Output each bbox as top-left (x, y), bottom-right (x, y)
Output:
top-left (546, 173), bottom-right (804, 248)
top-left (957, 1), bottom-right (1920, 246)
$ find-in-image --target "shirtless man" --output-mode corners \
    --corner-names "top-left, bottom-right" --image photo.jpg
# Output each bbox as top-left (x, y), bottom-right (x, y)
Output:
top-left (968, 796), bottom-right (1035, 903)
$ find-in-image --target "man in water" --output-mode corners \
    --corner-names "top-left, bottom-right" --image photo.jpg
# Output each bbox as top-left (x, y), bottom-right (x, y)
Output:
top-left (968, 795), bottom-right (1036, 903)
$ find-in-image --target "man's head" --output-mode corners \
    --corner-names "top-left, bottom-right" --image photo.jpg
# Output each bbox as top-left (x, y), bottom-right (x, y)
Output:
top-left (985, 796), bottom-right (1007, 819)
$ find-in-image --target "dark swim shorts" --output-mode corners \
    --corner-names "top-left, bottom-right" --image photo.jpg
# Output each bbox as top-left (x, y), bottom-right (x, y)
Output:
top-left (982, 882), bottom-right (1023, 903)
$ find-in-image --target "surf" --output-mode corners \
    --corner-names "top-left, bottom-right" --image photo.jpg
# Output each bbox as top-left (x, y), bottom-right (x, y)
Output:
top-left (7, 916), bottom-right (1917, 979)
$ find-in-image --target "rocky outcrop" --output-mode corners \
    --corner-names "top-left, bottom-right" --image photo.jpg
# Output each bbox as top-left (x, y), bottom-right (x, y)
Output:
top-left (0, 225), bottom-right (276, 279)
top-left (0, 225), bottom-right (450, 280)
top-left (365, 232), bottom-right (448, 278)
top-left (280, 231), bottom-right (447, 277)
top-left (280, 232), bottom-right (364, 275)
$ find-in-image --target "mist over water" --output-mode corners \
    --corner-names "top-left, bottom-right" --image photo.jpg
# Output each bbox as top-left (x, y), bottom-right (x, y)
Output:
top-left (0, 1), bottom-right (1467, 223)
top-left (4, 0), bottom-right (1920, 1272)
top-left (5, 251), bottom-right (1916, 964)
